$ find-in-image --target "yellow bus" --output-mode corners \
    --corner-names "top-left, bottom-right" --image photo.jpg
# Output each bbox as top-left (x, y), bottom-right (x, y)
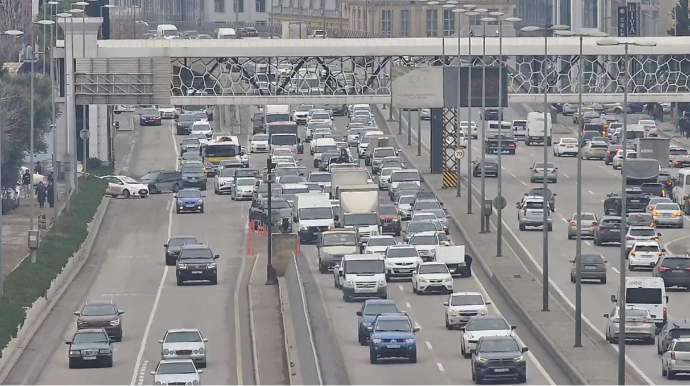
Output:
top-left (204, 140), bottom-right (241, 176)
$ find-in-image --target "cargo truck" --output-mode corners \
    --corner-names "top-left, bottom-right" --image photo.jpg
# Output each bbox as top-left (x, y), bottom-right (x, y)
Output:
top-left (331, 167), bottom-right (369, 199)
top-left (281, 22), bottom-right (308, 39)
top-left (635, 137), bottom-right (670, 165)
top-left (339, 185), bottom-right (380, 244)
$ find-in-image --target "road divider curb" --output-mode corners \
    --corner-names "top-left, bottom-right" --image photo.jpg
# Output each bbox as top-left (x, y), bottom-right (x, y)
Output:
top-left (278, 276), bottom-right (302, 385)
top-left (373, 105), bottom-right (649, 385)
top-left (0, 197), bottom-right (110, 384)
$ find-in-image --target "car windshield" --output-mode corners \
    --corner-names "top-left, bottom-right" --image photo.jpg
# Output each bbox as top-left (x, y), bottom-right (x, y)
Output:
top-left (73, 332), bottom-right (109, 344)
top-left (655, 203), bottom-right (679, 211)
top-left (297, 105), bottom-right (313, 112)
top-left (179, 248), bottom-right (213, 260)
top-left (451, 294), bottom-right (484, 306)
top-left (272, 135), bottom-right (297, 146)
top-left (374, 149), bottom-right (396, 158)
top-left (253, 134), bottom-right (269, 141)
top-left (580, 254), bottom-right (604, 263)
top-left (189, 134), bottom-right (206, 140)
top-left (181, 166), bottom-right (203, 174)
top-left (178, 114), bottom-right (197, 122)
top-left (322, 233), bottom-right (356, 246)
top-left (169, 237), bottom-right (197, 248)
top-left (312, 113), bottom-right (330, 120)
top-left (479, 339), bottom-right (520, 353)
top-left (529, 188), bottom-right (552, 197)
top-left (626, 288), bottom-right (662, 304)
top-left (82, 304), bottom-right (117, 316)
top-left (219, 169), bottom-right (236, 177)
top-left (283, 187), bottom-right (309, 195)
top-left (674, 342), bottom-right (690, 351)
top-left (165, 331), bottom-right (202, 343)
top-left (157, 362), bottom-right (197, 375)
top-left (299, 207), bottom-right (333, 220)
top-left (236, 179), bottom-right (255, 186)
top-left (572, 213), bottom-right (596, 220)
top-left (414, 201), bottom-right (441, 210)
top-left (410, 235), bottom-right (439, 246)
top-left (387, 247), bottom-right (418, 258)
top-left (414, 214), bottom-right (436, 221)
top-left (423, 209), bottom-right (445, 219)
top-left (391, 171), bottom-right (420, 182)
top-left (142, 108), bottom-right (158, 115)
top-left (368, 237), bottom-right (396, 247)
top-left (120, 177), bottom-right (139, 184)
top-left (634, 244), bottom-right (659, 252)
top-left (534, 162), bottom-right (555, 168)
top-left (398, 196), bottom-right (415, 205)
top-left (561, 138), bottom-right (578, 144)
top-left (397, 182), bottom-right (420, 191)
top-left (192, 123), bottom-right (211, 132)
top-left (408, 223), bottom-right (438, 233)
top-left (375, 319), bottom-right (412, 332)
top-left (418, 264), bottom-right (446, 274)
top-left (381, 168), bottom-right (401, 176)
top-left (182, 139), bottom-right (200, 146)
top-left (630, 228), bottom-right (655, 237)
top-left (524, 201), bottom-right (547, 210)
top-left (379, 206), bottom-right (397, 216)
top-left (343, 213), bottom-right (378, 225)
top-left (309, 173), bottom-right (331, 182)
top-left (141, 172), bottom-right (161, 180)
top-left (466, 318), bottom-right (510, 331)
top-left (364, 303), bottom-right (399, 315)
top-left (345, 259), bottom-right (384, 274)
top-left (670, 148), bottom-right (689, 156)
top-left (177, 190), bottom-right (202, 198)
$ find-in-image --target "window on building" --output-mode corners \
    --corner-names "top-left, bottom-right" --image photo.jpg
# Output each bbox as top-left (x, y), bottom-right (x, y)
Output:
top-left (234, 0), bottom-right (244, 13)
top-left (426, 9), bottom-right (438, 37)
top-left (256, 0), bottom-right (266, 12)
top-left (487, 8), bottom-right (499, 25)
top-left (443, 9), bottom-right (455, 36)
top-left (215, 0), bottom-right (225, 12)
top-left (469, 12), bottom-right (480, 26)
top-left (583, 0), bottom-right (597, 28)
top-left (381, 9), bottom-right (393, 37)
top-left (400, 9), bottom-right (410, 37)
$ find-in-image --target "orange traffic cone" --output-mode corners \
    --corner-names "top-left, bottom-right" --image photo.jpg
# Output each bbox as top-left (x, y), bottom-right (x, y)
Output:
top-left (247, 220), bottom-right (254, 255)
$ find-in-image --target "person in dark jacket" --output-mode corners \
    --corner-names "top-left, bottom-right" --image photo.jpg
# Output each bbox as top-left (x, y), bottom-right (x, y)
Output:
top-left (35, 181), bottom-right (47, 208)
top-left (47, 181), bottom-right (55, 208)
top-left (22, 170), bottom-right (31, 198)
top-left (464, 253), bottom-right (473, 277)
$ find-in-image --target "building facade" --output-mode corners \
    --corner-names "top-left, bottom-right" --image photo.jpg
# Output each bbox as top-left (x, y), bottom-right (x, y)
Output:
top-left (269, 0), bottom-right (344, 31)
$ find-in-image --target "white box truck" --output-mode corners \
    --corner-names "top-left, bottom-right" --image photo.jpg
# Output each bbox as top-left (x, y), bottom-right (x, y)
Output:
top-left (295, 193), bottom-right (334, 243)
top-left (281, 22), bottom-right (308, 39)
top-left (332, 168), bottom-right (369, 199)
top-left (435, 245), bottom-right (467, 277)
top-left (525, 111), bottom-right (552, 146)
top-left (339, 185), bottom-right (379, 242)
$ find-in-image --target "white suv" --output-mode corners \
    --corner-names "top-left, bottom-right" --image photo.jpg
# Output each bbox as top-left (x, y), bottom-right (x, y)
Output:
top-left (517, 196), bottom-right (553, 231)
top-left (444, 292), bottom-right (490, 329)
top-left (384, 245), bottom-right (422, 280)
top-left (412, 262), bottom-right (453, 294)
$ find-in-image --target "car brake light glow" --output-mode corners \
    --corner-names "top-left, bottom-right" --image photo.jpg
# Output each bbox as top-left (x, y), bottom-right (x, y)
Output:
top-left (642, 317), bottom-right (654, 324)
top-left (659, 266), bottom-right (670, 272)
top-left (631, 250), bottom-right (636, 255)
top-left (569, 221), bottom-right (576, 226)
top-left (612, 317), bottom-right (619, 323)
top-left (626, 236), bottom-right (635, 240)
top-left (647, 206), bottom-right (654, 211)
top-left (671, 351), bottom-right (676, 360)
top-left (652, 211), bottom-right (660, 216)
top-left (664, 307), bottom-right (668, 316)
top-left (591, 222), bottom-right (597, 226)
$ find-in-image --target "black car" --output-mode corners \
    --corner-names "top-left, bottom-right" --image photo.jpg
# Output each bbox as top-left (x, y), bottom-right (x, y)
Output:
top-left (164, 236), bottom-right (198, 265)
top-left (176, 244), bottom-right (220, 285)
top-left (472, 157), bottom-right (499, 177)
top-left (180, 163), bottom-right (207, 190)
top-left (249, 196), bottom-right (292, 228)
top-left (640, 182), bottom-right (669, 198)
top-left (527, 187), bottom-right (556, 211)
top-left (481, 108), bottom-right (502, 121)
top-left (593, 216), bottom-right (622, 246)
top-left (139, 107), bottom-right (162, 126)
top-left (175, 113), bottom-right (199, 135)
top-left (471, 336), bottom-right (528, 384)
top-left (328, 104), bottom-right (348, 116)
top-left (603, 187), bottom-right (650, 215)
top-left (140, 170), bottom-right (182, 194)
top-left (653, 254), bottom-right (690, 289)
top-left (66, 328), bottom-right (114, 368)
top-left (627, 213), bottom-right (656, 228)
top-left (657, 319), bottom-right (690, 354)
top-left (605, 145), bottom-right (623, 165)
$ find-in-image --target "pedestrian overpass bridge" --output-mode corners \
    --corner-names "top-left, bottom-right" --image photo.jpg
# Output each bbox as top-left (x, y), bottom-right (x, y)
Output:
top-left (89, 35), bottom-right (690, 105)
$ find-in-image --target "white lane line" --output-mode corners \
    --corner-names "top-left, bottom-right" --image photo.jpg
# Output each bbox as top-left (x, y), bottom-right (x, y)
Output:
top-left (233, 212), bottom-right (249, 385)
top-left (414, 322), bottom-right (422, 330)
top-left (426, 341), bottom-right (433, 349)
top-left (405, 301), bottom-right (412, 309)
top-left (165, 199), bottom-right (171, 212)
top-left (437, 363), bottom-right (445, 372)
top-left (611, 266), bottom-right (620, 274)
top-left (584, 241), bottom-right (591, 246)
top-left (561, 218), bottom-right (569, 223)
top-left (510, 173), bottom-right (517, 178)
top-left (398, 284), bottom-right (404, 291)
top-left (520, 181), bottom-right (527, 186)
top-left (600, 199), bottom-right (605, 203)
top-left (562, 173), bottom-right (570, 178)
top-left (137, 360), bottom-right (148, 385)
top-left (588, 190), bottom-right (595, 195)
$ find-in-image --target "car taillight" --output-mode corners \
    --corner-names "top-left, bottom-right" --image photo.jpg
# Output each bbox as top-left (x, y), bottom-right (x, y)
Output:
top-left (647, 206), bottom-right (654, 211)
top-left (509, 143), bottom-right (515, 147)
top-left (569, 221), bottom-right (576, 226)
top-left (612, 317), bottom-right (619, 323)
top-left (560, 144), bottom-right (566, 147)
top-left (659, 250), bottom-right (663, 255)
top-left (662, 191), bottom-right (667, 197)
top-left (626, 236), bottom-right (635, 240)
top-left (631, 250), bottom-right (636, 255)
top-left (659, 266), bottom-right (670, 272)
top-left (671, 351), bottom-right (676, 360)
top-left (664, 307), bottom-right (668, 316)
top-left (591, 222), bottom-right (597, 226)
top-left (642, 317), bottom-right (654, 324)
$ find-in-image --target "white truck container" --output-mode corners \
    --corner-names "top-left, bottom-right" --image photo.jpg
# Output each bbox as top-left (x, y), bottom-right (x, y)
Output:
top-left (525, 111), bottom-right (553, 146)
top-left (339, 185), bottom-right (379, 242)
top-left (265, 105), bottom-right (291, 124)
top-left (295, 193), bottom-right (334, 243)
top-left (331, 168), bottom-right (369, 199)
top-left (435, 245), bottom-right (467, 277)
top-left (281, 22), bottom-right (308, 39)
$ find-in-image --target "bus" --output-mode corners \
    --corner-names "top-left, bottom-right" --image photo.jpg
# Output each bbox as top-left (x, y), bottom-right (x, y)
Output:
top-left (204, 141), bottom-right (241, 177)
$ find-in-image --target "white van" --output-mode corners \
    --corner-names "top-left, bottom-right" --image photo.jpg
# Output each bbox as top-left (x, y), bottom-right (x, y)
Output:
top-left (525, 111), bottom-right (553, 146)
top-left (435, 245), bottom-right (467, 277)
top-left (157, 24), bottom-right (179, 39)
top-left (311, 137), bottom-right (337, 158)
top-left (295, 193), bottom-right (334, 243)
top-left (339, 254), bottom-right (387, 301)
top-left (673, 168), bottom-right (690, 213)
top-left (217, 28), bottom-right (237, 39)
top-left (613, 277), bottom-right (667, 329)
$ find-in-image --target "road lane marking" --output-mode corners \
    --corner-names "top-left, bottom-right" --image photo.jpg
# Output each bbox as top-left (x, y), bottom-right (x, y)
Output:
top-left (405, 301), bottom-right (412, 309)
top-left (437, 363), bottom-right (445, 372)
top-left (611, 266), bottom-right (620, 274)
top-left (233, 211), bottom-right (249, 385)
top-left (426, 341), bottom-right (433, 349)
top-left (398, 284), bottom-right (404, 290)
top-left (584, 241), bottom-right (591, 246)
top-left (165, 199), bottom-right (171, 212)
top-left (520, 181), bottom-right (527, 186)
top-left (561, 173), bottom-right (569, 178)
top-left (588, 190), bottom-right (595, 195)
top-left (137, 360), bottom-right (148, 385)
top-left (664, 233), bottom-right (690, 253)
top-left (414, 322), bottom-right (422, 330)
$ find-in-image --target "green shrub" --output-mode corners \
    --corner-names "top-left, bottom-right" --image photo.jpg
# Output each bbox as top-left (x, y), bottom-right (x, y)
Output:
top-left (0, 174), bottom-right (107, 359)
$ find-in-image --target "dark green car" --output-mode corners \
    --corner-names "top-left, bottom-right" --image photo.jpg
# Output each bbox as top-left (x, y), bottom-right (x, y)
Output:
top-left (176, 113), bottom-right (199, 135)
top-left (164, 236), bottom-right (198, 265)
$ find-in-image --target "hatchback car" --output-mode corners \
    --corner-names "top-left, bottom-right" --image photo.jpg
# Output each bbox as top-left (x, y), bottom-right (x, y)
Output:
top-left (567, 212), bottom-right (597, 239)
top-left (593, 216), bottom-right (622, 246)
top-left (662, 338), bottom-right (690, 380)
top-left (657, 318), bottom-right (690, 355)
top-left (569, 253), bottom-right (607, 283)
top-left (626, 226), bottom-right (661, 253)
top-left (652, 202), bottom-right (684, 228)
top-left (653, 254), bottom-right (690, 289)
top-left (174, 188), bottom-right (204, 214)
top-left (529, 161), bottom-right (558, 183)
top-left (604, 307), bottom-right (656, 344)
top-left (553, 137), bottom-right (579, 157)
top-left (472, 157), bottom-right (499, 177)
top-left (628, 241), bottom-right (664, 270)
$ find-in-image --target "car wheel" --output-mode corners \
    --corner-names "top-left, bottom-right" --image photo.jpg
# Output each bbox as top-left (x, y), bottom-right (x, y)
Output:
top-left (662, 367), bottom-right (667, 376)
top-left (547, 224), bottom-right (553, 231)
top-left (110, 194), bottom-right (118, 198)
top-left (166, 257), bottom-right (175, 266)
top-left (123, 190), bottom-right (130, 199)
top-left (568, 233), bottom-right (573, 240)
top-left (149, 185), bottom-right (157, 194)
top-left (172, 183), bottom-right (180, 193)
top-left (668, 371), bottom-right (675, 380)
top-left (177, 277), bottom-right (184, 286)
top-left (412, 283), bottom-right (418, 294)
top-left (445, 317), bottom-right (451, 330)
top-left (519, 223), bottom-right (526, 231)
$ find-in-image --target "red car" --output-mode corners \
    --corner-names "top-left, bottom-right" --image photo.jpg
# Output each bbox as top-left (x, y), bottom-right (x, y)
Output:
top-left (379, 205), bottom-right (401, 236)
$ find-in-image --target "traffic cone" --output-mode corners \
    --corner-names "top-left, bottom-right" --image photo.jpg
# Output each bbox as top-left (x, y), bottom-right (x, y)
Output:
top-left (247, 221), bottom-right (254, 255)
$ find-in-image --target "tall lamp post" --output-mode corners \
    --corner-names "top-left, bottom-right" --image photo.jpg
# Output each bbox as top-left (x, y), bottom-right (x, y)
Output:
top-left (99, 4), bottom-right (116, 39)
top-left (520, 24), bottom-right (570, 312)
top-left (491, 12), bottom-right (521, 255)
top-left (554, 28), bottom-right (608, 348)
top-left (452, 6), bottom-right (465, 199)
top-left (0, 29), bottom-right (25, 298)
top-left (477, 15), bottom-right (495, 233)
top-left (597, 37), bottom-right (657, 386)
top-left (70, 4), bottom-right (87, 186)
top-left (57, 12), bottom-right (73, 209)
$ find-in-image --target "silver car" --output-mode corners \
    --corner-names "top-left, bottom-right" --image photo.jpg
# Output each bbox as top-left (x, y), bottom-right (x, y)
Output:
top-left (580, 141), bottom-right (608, 160)
top-left (159, 328), bottom-right (207, 367)
top-left (567, 212), bottom-right (598, 239)
top-left (150, 359), bottom-right (202, 385)
top-left (232, 177), bottom-right (256, 201)
top-left (646, 197), bottom-right (672, 213)
top-left (517, 196), bottom-right (553, 231)
top-left (214, 168), bottom-right (235, 194)
top-left (396, 195), bottom-right (415, 220)
top-left (378, 167), bottom-right (402, 191)
top-left (529, 162), bottom-right (558, 183)
top-left (604, 307), bottom-right (655, 344)
top-left (652, 202), bottom-right (684, 228)
top-left (662, 338), bottom-right (690, 379)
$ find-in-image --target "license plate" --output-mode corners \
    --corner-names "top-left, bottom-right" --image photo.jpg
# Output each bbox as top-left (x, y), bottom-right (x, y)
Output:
top-left (631, 200), bottom-right (640, 203)
top-left (494, 368), bottom-right (509, 373)
top-left (192, 270), bottom-right (203, 274)
top-left (449, 268), bottom-right (456, 272)
top-left (501, 150), bottom-right (510, 154)
top-left (387, 344), bottom-right (401, 349)
top-left (357, 288), bottom-right (377, 293)
top-left (584, 265), bottom-right (597, 270)
top-left (186, 204), bottom-right (195, 207)
top-left (611, 229), bottom-right (620, 232)
top-left (663, 214), bottom-right (672, 217)
top-left (83, 356), bottom-right (97, 360)
top-left (673, 270), bottom-right (684, 273)
top-left (398, 269), bottom-right (411, 273)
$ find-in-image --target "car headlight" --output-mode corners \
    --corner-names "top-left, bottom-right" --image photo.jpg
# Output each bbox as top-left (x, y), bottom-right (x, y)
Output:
top-left (198, 348), bottom-right (205, 354)
top-left (378, 279), bottom-right (387, 286)
top-left (480, 309), bottom-right (488, 315)
top-left (475, 356), bottom-right (487, 363)
top-left (514, 355), bottom-right (525, 362)
top-left (110, 319), bottom-right (120, 326)
top-left (207, 263), bottom-right (216, 269)
top-left (300, 225), bottom-right (308, 230)
top-left (404, 338), bottom-right (415, 344)
top-left (100, 349), bottom-right (112, 354)
top-left (69, 350), bottom-right (79, 355)
top-left (178, 264), bottom-right (187, 269)
top-left (372, 338), bottom-right (382, 344)
top-left (449, 311), bottom-right (457, 316)
top-left (362, 322), bottom-right (372, 327)
top-left (418, 278), bottom-right (428, 282)
top-left (444, 277), bottom-right (452, 282)
top-left (163, 349), bottom-right (170, 354)
top-left (345, 280), bottom-right (354, 287)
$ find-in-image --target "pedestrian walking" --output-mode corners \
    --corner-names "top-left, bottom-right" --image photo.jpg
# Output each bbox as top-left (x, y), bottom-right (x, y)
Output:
top-left (34, 161), bottom-right (43, 175)
top-left (47, 181), bottom-right (55, 208)
top-left (464, 253), bottom-right (473, 277)
top-left (35, 181), bottom-right (47, 208)
top-left (21, 169), bottom-right (31, 198)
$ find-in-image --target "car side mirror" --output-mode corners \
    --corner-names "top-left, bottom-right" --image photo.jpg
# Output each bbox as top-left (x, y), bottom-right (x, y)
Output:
top-left (667, 295), bottom-right (670, 302)
top-left (553, 193), bottom-right (557, 196)
top-left (338, 271), bottom-right (344, 277)
top-left (443, 301), bottom-right (449, 306)
top-left (356, 311), bottom-right (362, 316)
top-left (658, 233), bottom-right (662, 236)
top-left (202, 338), bottom-right (208, 342)
top-left (173, 194), bottom-right (177, 199)
top-left (118, 310), bottom-right (124, 315)
top-left (150, 371), bottom-right (156, 375)
top-left (510, 325), bottom-right (517, 330)
top-left (611, 295), bottom-right (617, 303)
top-left (197, 370), bottom-right (204, 374)
top-left (74, 311), bottom-right (80, 316)
top-left (662, 248), bottom-right (667, 252)
top-left (65, 341), bottom-right (72, 345)
top-left (469, 349), bottom-right (476, 354)
top-left (603, 260), bottom-right (607, 263)
top-left (529, 167), bottom-right (533, 169)
top-left (521, 347), bottom-right (529, 353)
top-left (214, 255), bottom-right (220, 259)
top-left (515, 202), bottom-right (520, 209)
top-left (163, 244), bottom-right (168, 248)
top-left (158, 339), bottom-right (164, 343)
top-left (568, 259), bottom-right (574, 263)
top-left (413, 326), bottom-right (420, 332)
top-left (603, 313), bottom-right (610, 318)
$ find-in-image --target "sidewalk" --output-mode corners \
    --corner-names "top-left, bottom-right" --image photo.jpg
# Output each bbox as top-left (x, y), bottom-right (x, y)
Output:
top-left (2, 186), bottom-right (66, 278)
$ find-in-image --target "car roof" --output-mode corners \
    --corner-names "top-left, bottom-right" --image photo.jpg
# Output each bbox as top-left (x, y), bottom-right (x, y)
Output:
top-left (180, 243), bottom-right (210, 250)
top-left (479, 336), bottom-right (517, 342)
top-left (159, 359), bottom-right (196, 364)
top-left (76, 328), bottom-right (107, 334)
top-left (169, 235), bottom-right (197, 240)
top-left (166, 328), bottom-right (201, 333)
top-left (364, 299), bottom-right (397, 306)
top-left (451, 292), bottom-right (483, 297)
top-left (388, 244), bottom-right (415, 249)
top-left (374, 314), bottom-right (409, 321)
top-left (84, 299), bottom-right (115, 306)
top-left (368, 235), bottom-right (396, 239)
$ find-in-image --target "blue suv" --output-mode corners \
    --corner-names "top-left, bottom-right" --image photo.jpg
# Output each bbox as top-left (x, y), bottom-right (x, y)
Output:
top-left (356, 299), bottom-right (403, 345)
top-left (369, 314), bottom-right (419, 364)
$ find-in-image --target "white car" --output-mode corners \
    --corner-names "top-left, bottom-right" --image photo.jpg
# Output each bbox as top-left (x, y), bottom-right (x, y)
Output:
top-left (628, 241), bottom-right (664, 271)
top-left (191, 121), bottom-right (213, 139)
top-left (411, 262), bottom-right (453, 294)
top-left (460, 315), bottom-right (515, 358)
top-left (159, 328), bottom-right (207, 367)
top-left (158, 106), bottom-right (178, 119)
top-left (408, 231), bottom-right (443, 261)
top-left (102, 175), bottom-right (149, 198)
top-left (378, 167), bottom-right (401, 191)
top-left (150, 359), bottom-right (202, 385)
top-left (444, 292), bottom-right (491, 329)
top-left (625, 226), bottom-right (661, 253)
top-left (250, 134), bottom-right (269, 153)
top-left (364, 235), bottom-right (397, 254)
top-left (214, 168), bottom-right (236, 194)
top-left (612, 150), bottom-right (637, 170)
top-left (638, 119), bottom-right (659, 136)
top-left (460, 121), bottom-right (478, 137)
top-left (456, 131), bottom-right (468, 148)
top-left (232, 177), bottom-right (256, 200)
top-left (308, 111), bottom-right (332, 125)
top-left (553, 137), bottom-right (579, 157)
top-left (384, 245), bottom-right (422, 279)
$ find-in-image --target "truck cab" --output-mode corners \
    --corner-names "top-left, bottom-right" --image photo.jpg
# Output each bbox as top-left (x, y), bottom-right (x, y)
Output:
top-left (317, 229), bottom-right (359, 273)
top-left (338, 254), bottom-right (387, 301)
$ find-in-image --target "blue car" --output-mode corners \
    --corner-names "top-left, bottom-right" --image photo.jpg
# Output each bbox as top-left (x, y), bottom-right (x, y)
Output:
top-left (139, 107), bottom-right (162, 126)
top-left (175, 188), bottom-right (205, 214)
top-left (356, 299), bottom-right (404, 345)
top-left (369, 314), bottom-right (419, 364)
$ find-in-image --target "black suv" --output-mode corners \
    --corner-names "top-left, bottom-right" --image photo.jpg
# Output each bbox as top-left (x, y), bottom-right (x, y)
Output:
top-left (175, 113), bottom-right (199, 135)
top-left (471, 336), bottom-right (528, 384)
top-left (604, 187), bottom-right (650, 215)
top-left (140, 170), bottom-right (182, 194)
top-left (66, 328), bottom-right (114, 368)
top-left (593, 216), bottom-right (622, 246)
top-left (176, 244), bottom-right (220, 285)
top-left (164, 236), bottom-right (198, 265)
top-left (481, 108), bottom-right (502, 121)
top-left (657, 319), bottom-right (690, 354)
top-left (653, 253), bottom-right (690, 289)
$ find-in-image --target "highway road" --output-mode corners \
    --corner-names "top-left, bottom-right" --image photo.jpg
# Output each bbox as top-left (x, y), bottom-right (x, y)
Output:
top-left (396, 104), bottom-right (690, 384)
top-left (3, 116), bottom-right (254, 385)
top-left (247, 110), bottom-right (571, 385)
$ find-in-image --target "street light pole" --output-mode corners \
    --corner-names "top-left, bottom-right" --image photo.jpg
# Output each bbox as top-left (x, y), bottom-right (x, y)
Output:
top-left (69, 8), bottom-right (85, 193)
top-left (29, 23), bottom-right (37, 264)
top-left (58, 13), bottom-right (72, 210)
top-left (37, 17), bottom-right (58, 221)
top-left (464, 5), bottom-right (478, 214)
top-left (478, 15), bottom-right (494, 233)
top-left (597, 37), bottom-right (657, 386)
top-left (452, 7), bottom-right (465, 198)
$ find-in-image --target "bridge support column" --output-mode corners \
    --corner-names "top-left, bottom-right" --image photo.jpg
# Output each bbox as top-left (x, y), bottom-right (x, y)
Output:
top-left (429, 108), bottom-right (445, 174)
top-left (441, 108), bottom-right (458, 188)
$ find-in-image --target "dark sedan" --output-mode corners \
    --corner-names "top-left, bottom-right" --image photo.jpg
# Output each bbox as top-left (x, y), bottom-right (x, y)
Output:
top-left (328, 104), bottom-right (348, 116)
top-left (379, 205), bottom-right (401, 236)
top-left (139, 107), bottom-right (162, 126)
top-left (570, 253), bottom-right (607, 283)
top-left (164, 236), bottom-right (198, 265)
top-left (67, 328), bottom-right (113, 368)
top-left (593, 216), bottom-right (622, 245)
top-left (472, 157), bottom-right (499, 177)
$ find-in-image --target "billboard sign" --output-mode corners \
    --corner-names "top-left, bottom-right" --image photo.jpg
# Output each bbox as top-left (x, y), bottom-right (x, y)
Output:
top-left (391, 67), bottom-right (445, 109)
